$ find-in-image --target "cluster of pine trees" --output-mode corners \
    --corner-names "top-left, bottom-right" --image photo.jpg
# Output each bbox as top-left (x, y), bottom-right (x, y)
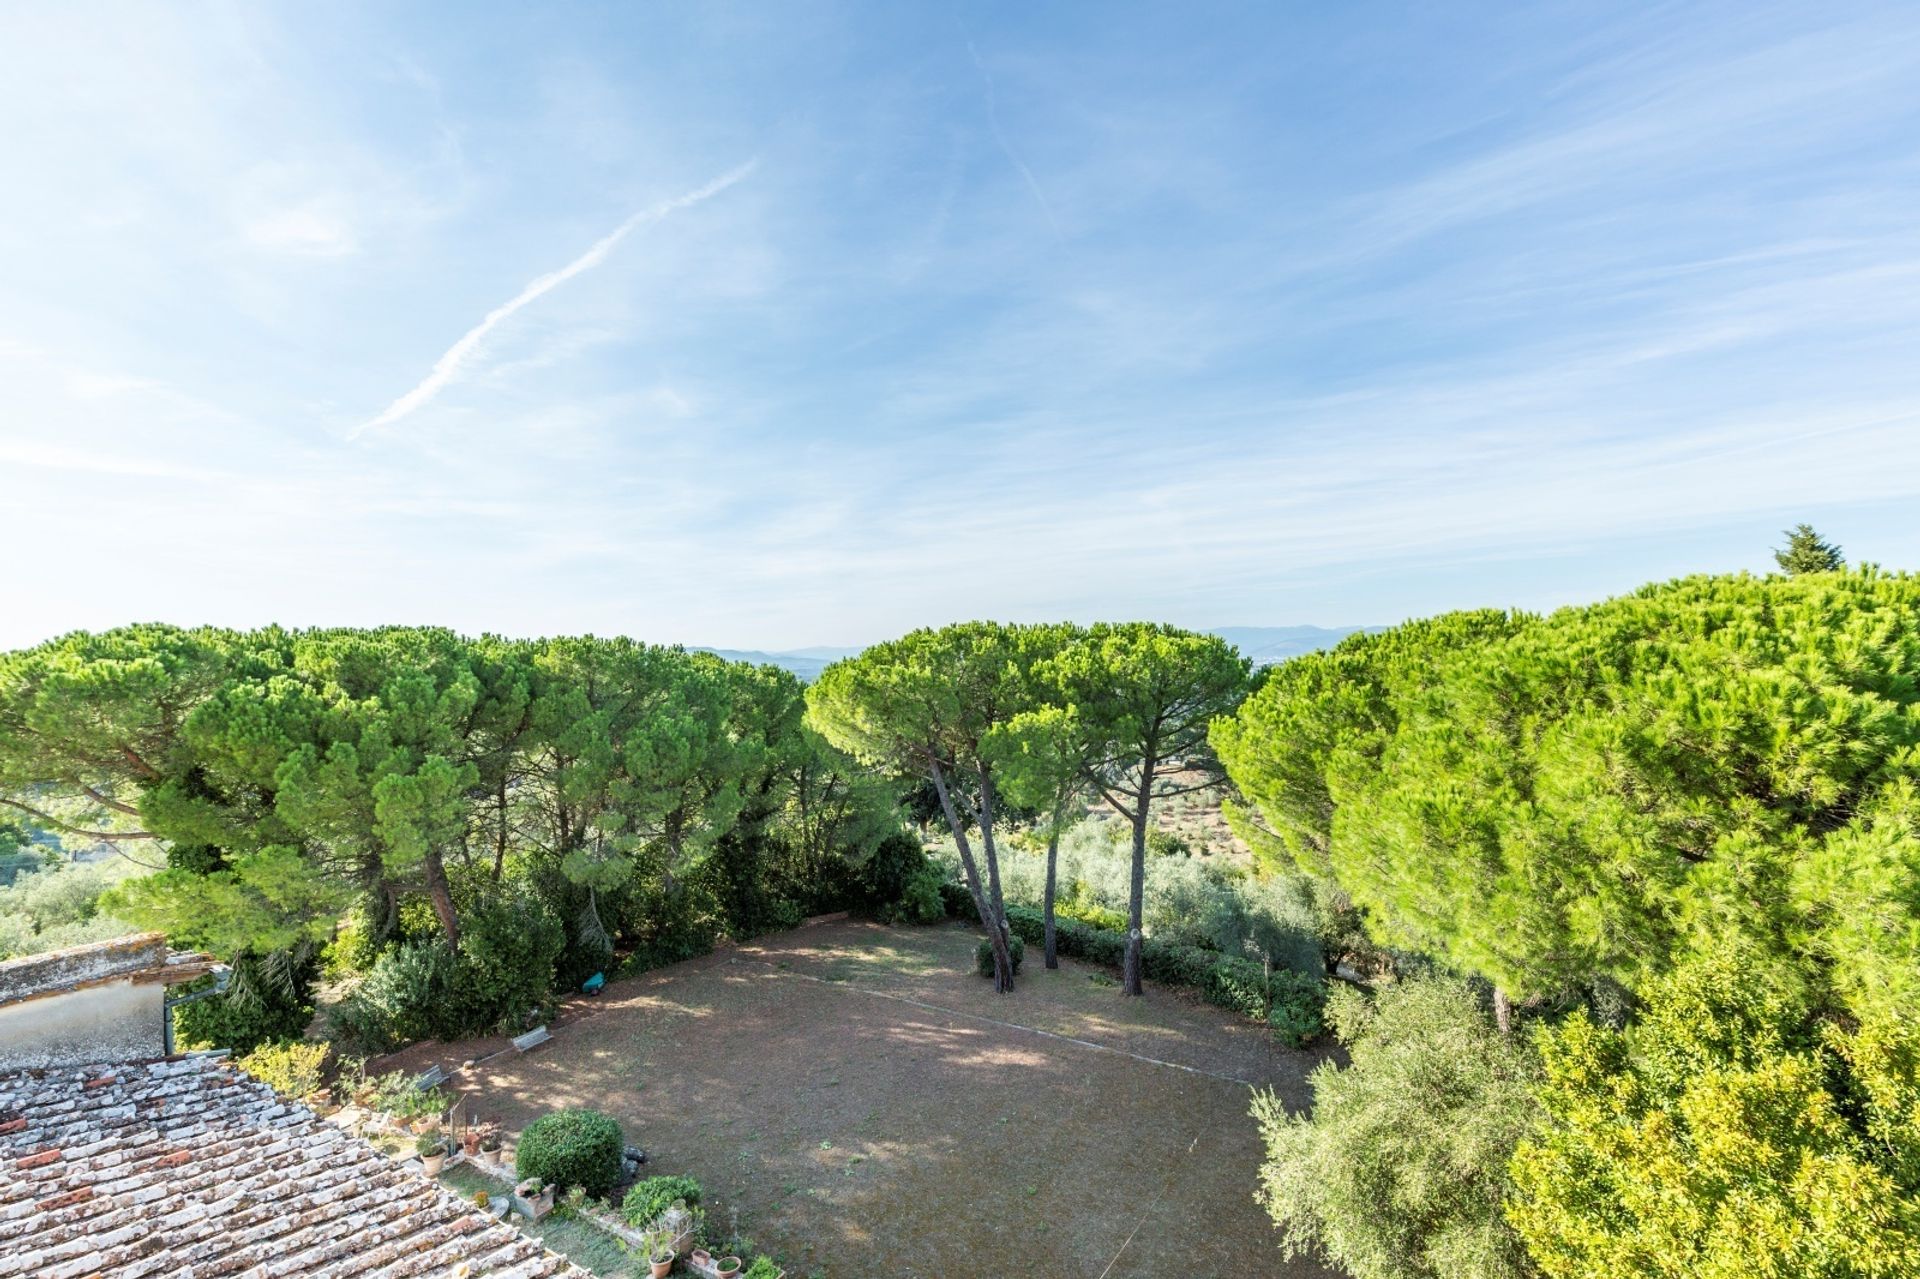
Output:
top-left (1215, 533), bottom-right (1920, 1278)
top-left (0, 625), bottom-right (909, 1047)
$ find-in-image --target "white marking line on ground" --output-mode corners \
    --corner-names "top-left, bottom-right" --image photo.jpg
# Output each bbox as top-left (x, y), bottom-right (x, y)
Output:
top-left (731, 955), bottom-right (1259, 1087)
top-left (1097, 1130), bottom-right (1204, 1279)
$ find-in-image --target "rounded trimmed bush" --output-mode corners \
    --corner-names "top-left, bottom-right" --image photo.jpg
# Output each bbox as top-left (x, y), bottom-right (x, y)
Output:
top-left (974, 932), bottom-right (1024, 978)
top-left (514, 1108), bottom-right (625, 1198)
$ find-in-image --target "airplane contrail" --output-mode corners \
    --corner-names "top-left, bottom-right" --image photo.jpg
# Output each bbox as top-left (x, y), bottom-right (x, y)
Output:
top-left (351, 160), bottom-right (759, 439)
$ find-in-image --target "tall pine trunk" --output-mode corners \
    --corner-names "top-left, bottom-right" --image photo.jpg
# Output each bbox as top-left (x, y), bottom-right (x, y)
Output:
top-left (928, 755), bottom-right (1015, 992)
top-left (1123, 802), bottom-right (1147, 995)
top-left (424, 845), bottom-right (461, 949)
top-left (1042, 825), bottom-right (1060, 970)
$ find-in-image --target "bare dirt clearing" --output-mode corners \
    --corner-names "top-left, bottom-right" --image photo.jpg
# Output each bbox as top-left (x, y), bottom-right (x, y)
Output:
top-left (397, 920), bottom-right (1338, 1278)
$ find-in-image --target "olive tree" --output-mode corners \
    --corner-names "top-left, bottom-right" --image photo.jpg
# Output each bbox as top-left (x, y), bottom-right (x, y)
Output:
top-left (1254, 975), bottom-right (1542, 1279)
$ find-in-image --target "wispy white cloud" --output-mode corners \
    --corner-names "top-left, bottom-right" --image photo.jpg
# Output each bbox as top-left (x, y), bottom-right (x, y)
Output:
top-left (0, 438), bottom-right (224, 482)
top-left (965, 40), bottom-right (1062, 241)
top-left (351, 160), bottom-right (758, 439)
top-left (242, 204), bottom-right (360, 256)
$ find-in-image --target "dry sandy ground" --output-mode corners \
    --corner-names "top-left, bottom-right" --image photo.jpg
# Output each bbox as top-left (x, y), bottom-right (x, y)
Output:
top-left (382, 919), bottom-right (1342, 1279)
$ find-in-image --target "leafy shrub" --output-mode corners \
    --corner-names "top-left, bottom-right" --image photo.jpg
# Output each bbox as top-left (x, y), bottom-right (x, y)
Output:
top-left (516, 1109), bottom-right (625, 1199)
top-left (622, 1174), bottom-right (703, 1226)
top-left (235, 1039), bottom-right (328, 1098)
top-left (975, 932), bottom-right (1025, 977)
top-left (331, 891), bottom-right (563, 1052)
top-left (1267, 971), bottom-right (1327, 1049)
top-left (330, 940), bottom-right (452, 1052)
top-left (364, 1070), bottom-right (447, 1121)
top-left (886, 864), bottom-right (948, 925)
top-left (175, 948), bottom-right (319, 1055)
top-left (1509, 946), bottom-right (1920, 1279)
top-left (1254, 976), bottom-right (1540, 1279)
top-left (455, 889), bottom-right (565, 1030)
top-left (936, 878), bottom-right (974, 919)
top-left (859, 832), bottom-right (928, 908)
top-left (1056, 892), bottom-right (1126, 932)
top-left (1146, 828), bottom-right (1191, 858)
top-left (742, 1258), bottom-right (781, 1279)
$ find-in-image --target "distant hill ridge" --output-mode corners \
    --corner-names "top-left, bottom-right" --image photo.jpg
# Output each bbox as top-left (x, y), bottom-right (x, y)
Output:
top-left (695, 626), bottom-right (1377, 681)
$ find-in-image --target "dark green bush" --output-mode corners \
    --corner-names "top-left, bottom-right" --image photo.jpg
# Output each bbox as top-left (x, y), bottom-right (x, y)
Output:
top-left (329, 889), bottom-right (564, 1053)
top-left (937, 878), bottom-right (974, 919)
top-left (860, 832), bottom-right (927, 908)
top-left (975, 931), bottom-right (1024, 977)
top-left (621, 1174), bottom-right (703, 1226)
top-left (329, 940), bottom-right (455, 1052)
top-left (1266, 970), bottom-right (1327, 1048)
top-left (889, 864), bottom-right (947, 924)
top-left (516, 1109), bottom-right (625, 1198)
top-left (456, 890), bottom-right (565, 1029)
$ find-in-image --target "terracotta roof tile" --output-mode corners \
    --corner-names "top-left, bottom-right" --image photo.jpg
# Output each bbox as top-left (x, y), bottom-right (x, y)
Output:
top-left (0, 1056), bottom-right (590, 1279)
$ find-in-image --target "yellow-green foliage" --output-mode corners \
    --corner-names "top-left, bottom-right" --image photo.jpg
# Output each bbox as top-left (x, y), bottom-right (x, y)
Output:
top-left (1507, 948), bottom-right (1920, 1279)
top-left (236, 1039), bottom-right (329, 1099)
top-left (1214, 570), bottom-right (1920, 1002)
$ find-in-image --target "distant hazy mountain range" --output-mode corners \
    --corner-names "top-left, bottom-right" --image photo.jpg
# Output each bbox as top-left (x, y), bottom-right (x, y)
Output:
top-left (692, 647), bottom-right (863, 681)
top-left (1203, 625), bottom-right (1385, 665)
top-left (696, 627), bottom-right (1377, 681)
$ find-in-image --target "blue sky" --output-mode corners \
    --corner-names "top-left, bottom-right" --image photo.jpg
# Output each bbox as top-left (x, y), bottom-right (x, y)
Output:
top-left (5, 3), bottom-right (1920, 651)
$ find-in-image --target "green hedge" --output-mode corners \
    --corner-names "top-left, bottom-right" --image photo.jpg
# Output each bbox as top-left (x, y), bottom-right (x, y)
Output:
top-left (1004, 904), bottom-right (1327, 1045)
top-left (515, 1109), bottom-right (625, 1198)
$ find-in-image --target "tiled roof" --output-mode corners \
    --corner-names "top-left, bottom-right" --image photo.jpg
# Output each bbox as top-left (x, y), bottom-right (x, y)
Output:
top-left (0, 1054), bottom-right (590, 1279)
top-left (0, 933), bottom-right (215, 1005)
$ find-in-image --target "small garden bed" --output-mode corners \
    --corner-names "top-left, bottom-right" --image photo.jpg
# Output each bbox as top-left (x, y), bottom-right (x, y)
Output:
top-left (440, 1163), bottom-right (635, 1275)
top-left (438, 1111), bottom-right (792, 1279)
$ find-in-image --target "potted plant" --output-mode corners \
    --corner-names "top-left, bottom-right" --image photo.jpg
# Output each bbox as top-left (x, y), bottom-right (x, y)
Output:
top-left (688, 1248), bottom-right (712, 1271)
top-left (715, 1257), bottom-right (742, 1278)
top-left (415, 1134), bottom-right (448, 1176)
top-left (460, 1128), bottom-right (481, 1157)
top-left (477, 1125), bottom-right (503, 1168)
top-left (515, 1177), bottom-right (555, 1221)
top-left (643, 1229), bottom-right (676, 1279)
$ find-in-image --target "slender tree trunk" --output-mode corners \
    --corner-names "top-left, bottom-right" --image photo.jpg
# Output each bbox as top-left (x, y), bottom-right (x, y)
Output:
top-left (1493, 985), bottom-right (1513, 1035)
top-left (928, 755), bottom-right (1014, 992)
top-left (1043, 816), bottom-right (1061, 970)
top-left (973, 763), bottom-right (1013, 954)
top-left (1122, 756), bottom-right (1156, 997)
top-left (492, 774), bottom-right (509, 882)
top-left (377, 878), bottom-right (401, 943)
top-left (423, 845), bottom-right (461, 948)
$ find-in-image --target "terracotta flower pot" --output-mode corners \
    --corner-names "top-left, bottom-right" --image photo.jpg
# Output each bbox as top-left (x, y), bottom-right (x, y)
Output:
top-left (421, 1152), bottom-right (446, 1176)
top-left (649, 1253), bottom-right (674, 1279)
top-left (716, 1257), bottom-right (742, 1277)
